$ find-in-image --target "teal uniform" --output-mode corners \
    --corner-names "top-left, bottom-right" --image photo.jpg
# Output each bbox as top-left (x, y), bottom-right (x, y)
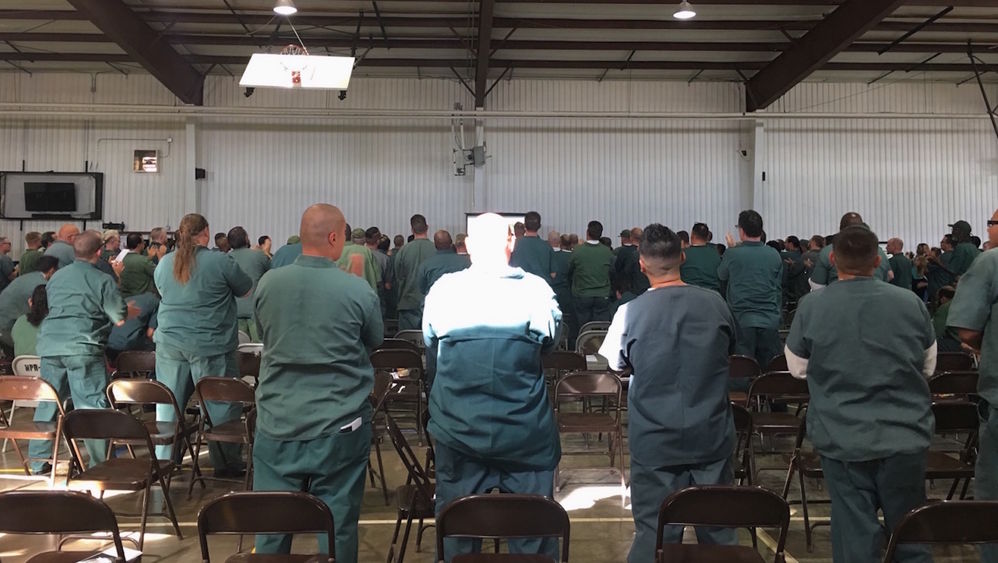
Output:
top-left (29, 260), bottom-right (126, 470)
top-left (107, 293), bottom-right (159, 354)
top-left (599, 285), bottom-right (737, 562)
top-left (18, 248), bottom-right (42, 275)
top-left (569, 242), bottom-right (614, 328)
top-left (424, 265), bottom-right (562, 561)
top-left (119, 252), bottom-right (157, 297)
top-left (927, 253), bottom-right (955, 302)
top-left (781, 250), bottom-right (809, 302)
top-left (253, 254), bottom-right (382, 562)
top-left (11, 314), bottom-right (38, 357)
top-left (418, 249), bottom-right (471, 295)
top-left (0, 254), bottom-right (13, 293)
top-left (786, 278), bottom-right (934, 563)
top-left (551, 250), bottom-right (575, 343)
top-left (946, 250), bottom-right (998, 563)
top-left (230, 248), bottom-right (270, 342)
top-left (949, 241), bottom-right (980, 278)
top-left (717, 241), bottom-right (783, 369)
top-left (614, 245), bottom-right (650, 295)
top-left (154, 247), bottom-right (253, 470)
top-left (393, 238), bottom-right (435, 330)
top-left (510, 236), bottom-right (554, 283)
top-left (810, 244), bottom-right (891, 286)
top-left (269, 242), bottom-right (302, 268)
top-left (44, 240), bottom-right (75, 269)
top-left (681, 245), bottom-right (721, 293)
top-left (0, 271), bottom-right (46, 347)
top-left (889, 252), bottom-right (914, 292)
top-left (336, 243), bottom-right (379, 291)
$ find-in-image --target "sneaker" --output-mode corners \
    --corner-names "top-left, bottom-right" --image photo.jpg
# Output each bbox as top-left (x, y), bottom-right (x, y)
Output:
top-left (32, 463), bottom-right (52, 475)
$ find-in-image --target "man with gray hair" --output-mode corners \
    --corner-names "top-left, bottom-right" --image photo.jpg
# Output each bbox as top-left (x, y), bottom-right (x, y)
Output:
top-left (887, 237), bottom-right (913, 291)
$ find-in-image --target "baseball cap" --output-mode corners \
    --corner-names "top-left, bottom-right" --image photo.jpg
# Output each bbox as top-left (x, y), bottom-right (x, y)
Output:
top-left (949, 220), bottom-right (972, 235)
top-left (620, 229), bottom-right (631, 238)
top-left (286, 235), bottom-right (301, 244)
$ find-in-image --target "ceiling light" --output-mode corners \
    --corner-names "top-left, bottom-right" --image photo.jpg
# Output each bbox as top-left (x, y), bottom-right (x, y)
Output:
top-left (673, 1), bottom-right (696, 20)
top-left (273, 0), bottom-right (297, 16)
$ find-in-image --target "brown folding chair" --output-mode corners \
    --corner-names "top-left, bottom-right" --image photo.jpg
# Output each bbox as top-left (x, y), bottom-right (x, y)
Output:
top-left (111, 350), bottom-right (157, 379)
top-left (435, 494), bottom-right (571, 562)
top-left (62, 409), bottom-right (182, 550)
top-left (574, 330), bottom-right (607, 356)
top-left (236, 350), bottom-right (262, 386)
top-left (189, 377), bottom-right (256, 496)
top-left (385, 413), bottom-right (436, 563)
top-left (372, 348), bottom-right (426, 444)
top-left (928, 371), bottom-right (979, 400)
top-left (394, 330), bottom-right (426, 351)
top-left (369, 370), bottom-right (393, 506)
top-left (883, 501), bottom-right (998, 562)
top-left (781, 415), bottom-right (826, 552)
top-left (765, 355), bottom-right (788, 373)
top-left (0, 490), bottom-right (127, 562)
top-left (731, 403), bottom-right (754, 486)
top-left (578, 321), bottom-right (610, 334)
top-left (378, 338), bottom-right (422, 354)
top-left (655, 486), bottom-right (789, 563)
top-left (4, 355), bottom-right (42, 453)
top-left (934, 352), bottom-right (976, 374)
top-left (926, 401), bottom-right (979, 500)
top-left (542, 351), bottom-right (587, 375)
top-left (746, 372), bottom-right (809, 479)
top-left (728, 355), bottom-right (761, 405)
top-left (197, 491), bottom-right (336, 563)
top-left (0, 375), bottom-right (65, 487)
top-left (553, 371), bottom-right (626, 498)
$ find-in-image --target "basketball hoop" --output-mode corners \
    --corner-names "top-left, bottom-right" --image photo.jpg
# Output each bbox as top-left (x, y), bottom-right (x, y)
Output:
top-left (280, 44), bottom-right (309, 87)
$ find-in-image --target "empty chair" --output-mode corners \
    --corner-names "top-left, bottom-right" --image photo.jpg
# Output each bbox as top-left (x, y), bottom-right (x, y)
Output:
top-left (934, 352), bottom-right (975, 374)
top-left (189, 377), bottom-right (256, 495)
top-left (764, 354), bottom-right (788, 373)
top-left (577, 321), bottom-right (610, 334)
top-left (371, 348), bottom-right (425, 443)
top-left (436, 494), bottom-right (570, 562)
top-left (394, 330), bottom-right (425, 350)
top-left (541, 351), bottom-right (587, 375)
top-left (926, 401), bottom-right (979, 500)
top-left (728, 355), bottom-right (761, 404)
top-left (112, 350), bottom-right (156, 379)
top-left (197, 491), bottom-right (335, 563)
top-left (883, 501), bottom-right (998, 562)
top-left (4, 355), bottom-right (42, 453)
top-left (574, 330), bottom-right (607, 357)
top-left (655, 486), bottom-right (789, 563)
top-left (0, 375), bottom-right (65, 486)
top-left (385, 413), bottom-right (436, 563)
top-left (731, 403), bottom-right (754, 486)
top-left (781, 416), bottom-right (827, 552)
top-left (928, 370), bottom-right (978, 399)
top-left (0, 490), bottom-right (126, 561)
top-left (552, 371), bottom-right (625, 495)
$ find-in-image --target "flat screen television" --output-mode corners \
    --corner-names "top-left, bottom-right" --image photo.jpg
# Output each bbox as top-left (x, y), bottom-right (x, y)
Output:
top-left (24, 182), bottom-right (77, 213)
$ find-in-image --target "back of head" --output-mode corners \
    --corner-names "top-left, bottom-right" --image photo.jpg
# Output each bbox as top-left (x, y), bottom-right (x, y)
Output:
top-left (630, 227), bottom-right (643, 241)
top-left (639, 224), bottom-right (682, 276)
top-left (149, 227), bottom-right (165, 242)
top-left (737, 210), bottom-right (764, 238)
top-left (410, 214), bottom-right (428, 235)
top-left (25, 231), bottom-right (41, 246)
top-left (40, 232), bottom-right (55, 248)
top-left (300, 204), bottom-right (346, 260)
top-left (433, 230), bottom-right (453, 250)
top-left (455, 233), bottom-right (468, 250)
top-left (786, 235), bottom-right (800, 251)
top-left (26, 284), bottom-right (48, 327)
top-left (174, 213), bottom-right (209, 284)
top-left (547, 230), bottom-right (560, 246)
top-left (810, 235), bottom-right (825, 249)
top-left (378, 235), bottom-right (391, 252)
top-left (394, 235), bottom-right (405, 248)
top-left (466, 213), bottom-right (513, 263)
top-left (102, 230), bottom-right (119, 245)
top-left (365, 227), bottom-right (381, 245)
top-left (832, 225), bottom-right (879, 275)
top-left (587, 220), bottom-right (603, 241)
top-left (839, 212), bottom-right (864, 231)
top-left (258, 235), bottom-right (270, 246)
top-left (126, 233), bottom-right (144, 250)
top-left (691, 222), bottom-right (710, 243)
top-left (73, 230), bottom-right (103, 259)
top-left (560, 234), bottom-right (572, 250)
top-left (58, 224), bottom-right (80, 242)
top-left (227, 227), bottom-right (250, 250)
top-left (569, 233), bottom-right (579, 246)
top-left (677, 230), bottom-right (690, 245)
top-left (524, 211), bottom-right (541, 233)
top-left (35, 255), bottom-right (58, 275)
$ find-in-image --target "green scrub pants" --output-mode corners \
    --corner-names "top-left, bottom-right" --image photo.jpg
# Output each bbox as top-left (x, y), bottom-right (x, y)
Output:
top-left (253, 425), bottom-right (371, 563)
top-left (978, 402), bottom-right (998, 563)
top-left (573, 296), bottom-right (610, 329)
top-left (434, 441), bottom-right (559, 563)
top-left (154, 344), bottom-right (243, 471)
top-left (820, 452), bottom-right (932, 563)
top-left (398, 308), bottom-right (422, 332)
top-left (627, 457), bottom-right (736, 563)
top-left (734, 324), bottom-right (782, 372)
top-left (237, 318), bottom-right (260, 342)
top-left (28, 355), bottom-right (110, 471)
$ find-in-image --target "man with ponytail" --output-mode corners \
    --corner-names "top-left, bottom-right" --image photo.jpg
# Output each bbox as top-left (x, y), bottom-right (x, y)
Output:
top-left (153, 213), bottom-right (253, 476)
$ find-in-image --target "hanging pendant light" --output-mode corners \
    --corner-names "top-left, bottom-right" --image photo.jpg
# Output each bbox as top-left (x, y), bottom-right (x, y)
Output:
top-left (673, 1), bottom-right (697, 20)
top-left (273, 0), bottom-right (298, 16)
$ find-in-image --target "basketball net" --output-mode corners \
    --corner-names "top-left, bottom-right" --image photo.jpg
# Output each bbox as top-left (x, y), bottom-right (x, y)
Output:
top-left (280, 44), bottom-right (309, 87)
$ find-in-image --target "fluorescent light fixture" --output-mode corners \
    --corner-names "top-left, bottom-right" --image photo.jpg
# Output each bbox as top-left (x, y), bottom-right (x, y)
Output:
top-left (239, 53), bottom-right (354, 90)
top-left (273, 0), bottom-right (297, 16)
top-left (673, 1), bottom-right (696, 19)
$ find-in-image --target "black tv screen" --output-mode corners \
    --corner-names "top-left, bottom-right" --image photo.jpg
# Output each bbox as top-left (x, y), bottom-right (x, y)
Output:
top-left (24, 182), bottom-right (76, 212)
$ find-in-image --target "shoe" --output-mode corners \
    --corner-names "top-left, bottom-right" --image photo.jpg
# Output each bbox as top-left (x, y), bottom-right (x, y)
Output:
top-left (32, 463), bottom-right (52, 475)
top-left (214, 466), bottom-right (247, 479)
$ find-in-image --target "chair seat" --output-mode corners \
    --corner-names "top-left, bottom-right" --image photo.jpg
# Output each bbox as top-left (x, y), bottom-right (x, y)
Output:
top-left (26, 550), bottom-right (107, 563)
top-left (454, 554), bottom-right (556, 562)
top-left (203, 420), bottom-right (251, 443)
top-left (144, 419), bottom-right (198, 445)
top-left (656, 543), bottom-right (765, 563)
top-left (751, 412), bottom-right (801, 432)
top-left (225, 554), bottom-right (331, 563)
top-left (728, 392), bottom-right (748, 404)
top-left (925, 451), bottom-right (975, 479)
top-left (69, 457), bottom-right (171, 489)
top-left (557, 413), bottom-right (617, 433)
top-left (396, 483), bottom-right (435, 516)
top-left (798, 452), bottom-right (824, 478)
top-left (0, 421), bottom-right (59, 440)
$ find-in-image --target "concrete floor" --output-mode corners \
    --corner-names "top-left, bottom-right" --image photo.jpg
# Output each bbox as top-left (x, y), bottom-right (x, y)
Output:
top-left (0, 410), bottom-right (984, 563)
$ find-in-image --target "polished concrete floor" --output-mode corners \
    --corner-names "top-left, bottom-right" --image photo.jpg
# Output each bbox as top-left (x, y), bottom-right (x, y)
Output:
top-left (0, 411), bottom-right (984, 563)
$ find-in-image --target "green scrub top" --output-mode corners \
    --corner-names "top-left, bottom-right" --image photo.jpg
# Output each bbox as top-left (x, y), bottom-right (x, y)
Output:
top-left (889, 253), bottom-right (914, 291)
top-left (810, 244), bottom-right (892, 285)
top-left (393, 238), bottom-right (435, 311)
top-left (229, 248), bottom-right (271, 319)
top-left (550, 250), bottom-right (572, 295)
top-left (270, 242), bottom-right (302, 268)
top-left (424, 265), bottom-right (562, 471)
top-left (717, 241), bottom-right (783, 329)
top-left (786, 278), bottom-right (934, 461)
top-left (948, 241), bottom-right (980, 277)
top-left (0, 271), bottom-right (46, 332)
top-left (11, 315), bottom-right (38, 357)
top-left (569, 242), bottom-right (614, 298)
top-left (418, 249), bottom-right (471, 295)
top-left (254, 254), bottom-right (383, 440)
top-left (18, 249), bottom-right (42, 275)
top-left (154, 247), bottom-right (253, 356)
top-left (946, 250), bottom-right (998, 404)
top-left (119, 252), bottom-right (157, 298)
top-left (510, 236), bottom-right (554, 283)
top-left (781, 250), bottom-right (809, 301)
top-left (37, 260), bottom-right (126, 357)
top-left (44, 240), bottom-right (75, 269)
top-left (336, 243), bottom-right (379, 291)
top-left (681, 245), bottom-right (722, 293)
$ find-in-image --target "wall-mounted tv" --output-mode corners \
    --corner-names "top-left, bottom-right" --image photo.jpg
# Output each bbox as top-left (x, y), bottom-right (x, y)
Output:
top-left (0, 172), bottom-right (102, 220)
top-left (24, 182), bottom-right (78, 212)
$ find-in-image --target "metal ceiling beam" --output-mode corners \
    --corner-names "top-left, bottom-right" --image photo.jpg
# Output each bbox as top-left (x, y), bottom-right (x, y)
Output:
top-left (746, 0), bottom-right (904, 111)
top-left (62, 0), bottom-right (204, 105)
top-left (474, 0), bottom-right (495, 107)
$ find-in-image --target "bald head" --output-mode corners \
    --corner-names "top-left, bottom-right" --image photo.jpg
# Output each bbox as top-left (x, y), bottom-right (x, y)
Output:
top-left (839, 212), bottom-right (864, 231)
top-left (433, 230), bottom-right (453, 251)
top-left (887, 237), bottom-right (904, 254)
top-left (73, 230), bottom-right (103, 260)
top-left (58, 224), bottom-right (80, 243)
top-left (300, 204), bottom-right (346, 260)
top-left (467, 213), bottom-right (515, 266)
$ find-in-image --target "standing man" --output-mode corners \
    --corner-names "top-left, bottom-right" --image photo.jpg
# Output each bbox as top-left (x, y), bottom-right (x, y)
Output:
top-left (392, 214), bottom-right (435, 330)
top-left (887, 237), bottom-right (914, 292)
top-left (947, 207), bottom-right (998, 563)
top-left (119, 234), bottom-right (157, 297)
top-left (44, 224), bottom-right (79, 268)
top-left (337, 227), bottom-right (379, 290)
top-left (947, 220), bottom-right (981, 279)
top-left (228, 226), bottom-right (270, 342)
top-left (0, 256), bottom-right (57, 356)
top-left (681, 222), bottom-right (721, 293)
top-left (0, 237), bottom-right (15, 293)
top-left (569, 220), bottom-right (614, 330)
top-left (786, 225), bottom-right (935, 563)
top-left (718, 210), bottom-right (783, 369)
top-left (781, 235), bottom-right (809, 303)
top-left (599, 225), bottom-right (737, 563)
top-left (810, 212), bottom-right (892, 288)
top-left (18, 232), bottom-right (43, 275)
top-left (510, 211), bottom-right (554, 283)
top-left (613, 228), bottom-right (645, 296)
top-left (418, 230), bottom-right (470, 295)
top-left (253, 204), bottom-right (382, 563)
top-left (552, 234), bottom-right (575, 344)
top-left (270, 236), bottom-right (302, 269)
top-left (547, 230), bottom-right (561, 251)
top-left (423, 213), bottom-right (562, 562)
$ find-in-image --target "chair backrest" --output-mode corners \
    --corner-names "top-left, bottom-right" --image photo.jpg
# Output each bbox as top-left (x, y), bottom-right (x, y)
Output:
top-left (729, 355), bottom-right (761, 380)
top-left (194, 376), bottom-right (256, 405)
top-left (377, 338), bottom-right (421, 354)
top-left (554, 371), bottom-right (622, 403)
top-left (765, 354), bottom-right (788, 372)
top-left (934, 352), bottom-right (975, 374)
top-left (237, 330), bottom-right (251, 345)
top-left (436, 494), bottom-right (570, 562)
top-left (107, 378), bottom-right (185, 424)
top-left (578, 321), bottom-right (610, 334)
top-left (542, 351), bottom-right (588, 373)
top-left (928, 371), bottom-right (979, 397)
top-left (370, 348), bottom-right (423, 371)
top-left (113, 350), bottom-right (156, 379)
top-left (11, 355), bottom-right (41, 376)
top-left (731, 403), bottom-right (753, 435)
top-left (656, 486), bottom-right (789, 557)
top-left (0, 490), bottom-right (126, 560)
top-left (197, 491), bottom-right (335, 563)
top-left (931, 401), bottom-right (979, 434)
top-left (236, 350), bottom-right (261, 381)
top-left (384, 413), bottom-right (434, 502)
top-left (884, 501), bottom-right (998, 561)
top-left (0, 375), bottom-right (61, 404)
top-left (575, 330), bottom-right (607, 355)
top-left (394, 329), bottom-right (425, 348)
top-left (370, 370), bottom-right (393, 412)
top-left (747, 371), bottom-right (810, 402)
top-left (236, 342), bottom-right (263, 355)
top-left (63, 409), bottom-right (152, 443)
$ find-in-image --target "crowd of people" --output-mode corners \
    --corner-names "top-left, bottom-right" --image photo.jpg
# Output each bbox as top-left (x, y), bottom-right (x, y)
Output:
top-left (0, 205), bottom-right (994, 563)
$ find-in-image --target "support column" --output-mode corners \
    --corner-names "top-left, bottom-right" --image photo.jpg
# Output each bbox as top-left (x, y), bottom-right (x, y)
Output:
top-left (184, 120), bottom-right (198, 214)
top-left (472, 115), bottom-right (488, 212)
top-left (750, 120), bottom-right (766, 211)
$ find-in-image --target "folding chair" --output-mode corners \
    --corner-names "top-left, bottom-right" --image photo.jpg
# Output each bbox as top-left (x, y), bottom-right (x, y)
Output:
top-left (926, 401), bottom-right (978, 500)
top-left (728, 355), bottom-right (761, 405)
top-left (394, 330), bottom-right (426, 351)
top-left (883, 501), bottom-right (998, 562)
top-left (189, 377), bottom-right (256, 496)
top-left (746, 372), bottom-right (809, 479)
top-left (553, 371), bottom-right (626, 498)
top-left (574, 330), bottom-right (607, 357)
top-left (372, 348), bottom-right (426, 444)
top-left (765, 354), bottom-right (788, 373)
top-left (369, 370), bottom-right (393, 506)
top-left (237, 330), bottom-right (252, 345)
top-left (655, 486), bottom-right (789, 563)
top-left (62, 409), bottom-right (182, 550)
top-left (236, 350), bottom-right (262, 387)
top-left (0, 490), bottom-right (127, 561)
top-left (0, 375), bottom-right (64, 487)
top-left (378, 338), bottom-right (422, 354)
top-left (197, 491), bottom-right (336, 563)
top-left (781, 415), bottom-right (826, 552)
top-left (731, 403), bottom-right (754, 486)
top-left (3, 355), bottom-right (42, 453)
top-left (385, 413), bottom-right (436, 563)
top-left (436, 494), bottom-right (570, 562)
top-left (577, 321), bottom-right (610, 334)
top-left (934, 352), bottom-right (975, 374)
top-left (928, 371), bottom-right (979, 400)
top-left (542, 351), bottom-right (587, 376)
top-left (111, 350), bottom-right (156, 379)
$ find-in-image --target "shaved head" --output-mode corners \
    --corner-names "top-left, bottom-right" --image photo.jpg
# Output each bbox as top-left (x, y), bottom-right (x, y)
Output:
top-left (58, 224), bottom-right (80, 242)
top-left (839, 212), bottom-right (864, 231)
top-left (300, 204), bottom-right (346, 260)
top-left (73, 230), bottom-right (103, 259)
top-left (433, 230), bottom-right (453, 250)
top-left (467, 213), bottom-right (515, 266)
